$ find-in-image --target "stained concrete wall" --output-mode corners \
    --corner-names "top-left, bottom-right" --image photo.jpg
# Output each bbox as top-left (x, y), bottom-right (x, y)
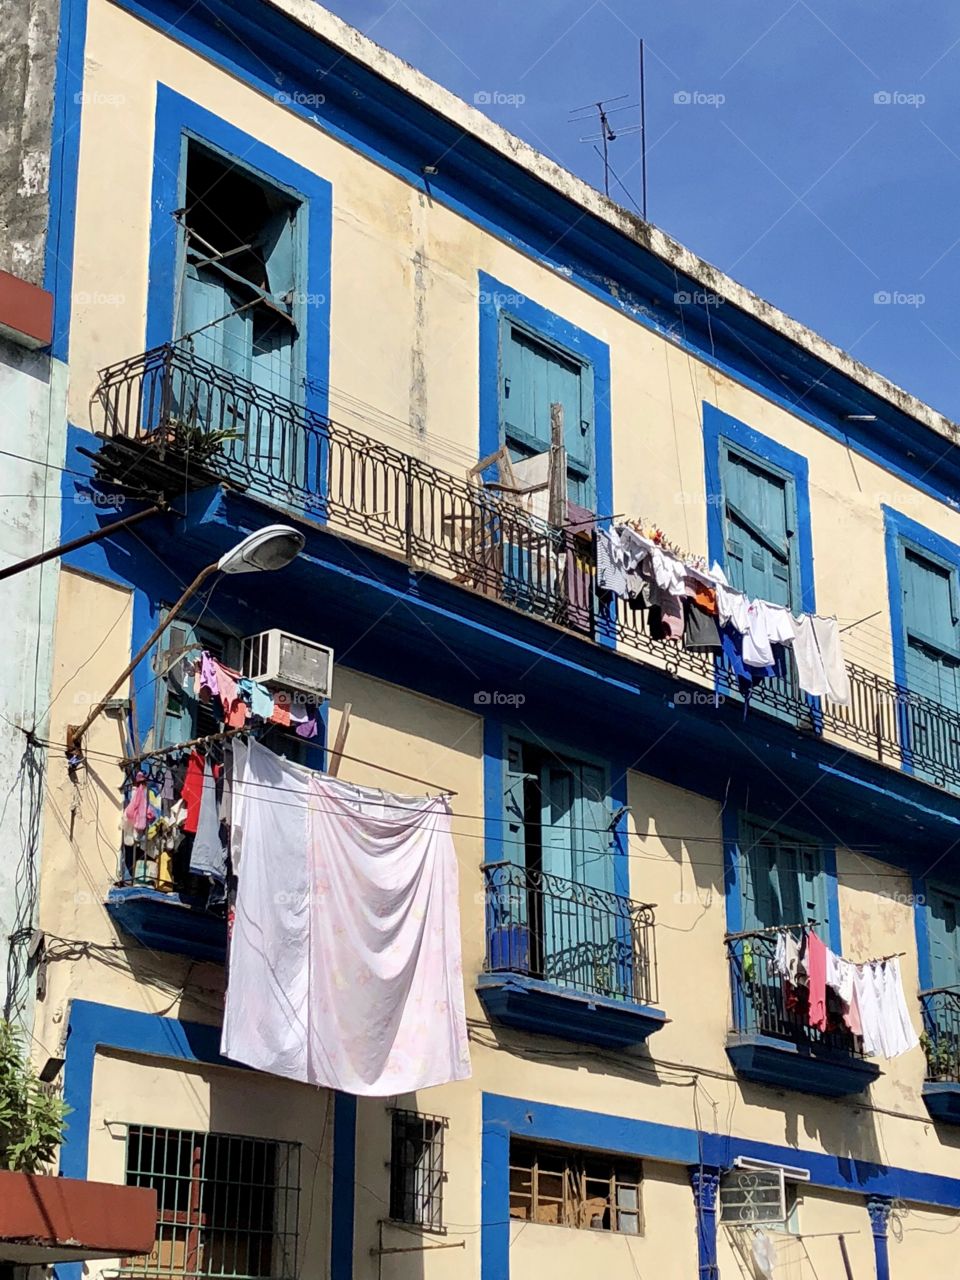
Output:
top-left (0, 0), bottom-right (60, 284)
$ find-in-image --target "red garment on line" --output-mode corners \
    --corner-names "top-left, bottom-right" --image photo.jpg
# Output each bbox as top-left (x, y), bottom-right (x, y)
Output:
top-left (806, 930), bottom-right (829, 1032)
top-left (181, 750), bottom-right (205, 834)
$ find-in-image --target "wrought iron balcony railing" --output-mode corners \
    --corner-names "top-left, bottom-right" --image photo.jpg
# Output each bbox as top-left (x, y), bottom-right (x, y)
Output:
top-left (92, 344), bottom-right (960, 796)
top-left (482, 860), bottom-right (658, 1005)
top-left (727, 931), bottom-right (866, 1059)
top-left (920, 987), bottom-right (960, 1082)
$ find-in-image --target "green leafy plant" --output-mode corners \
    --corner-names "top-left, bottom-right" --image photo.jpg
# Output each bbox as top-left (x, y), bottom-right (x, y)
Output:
top-left (0, 1021), bottom-right (69, 1172)
top-left (920, 1030), bottom-right (958, 1081)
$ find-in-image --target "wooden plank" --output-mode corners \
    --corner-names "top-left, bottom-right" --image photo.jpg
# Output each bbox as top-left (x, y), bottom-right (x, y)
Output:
top-left (328, 702), bottom-right (352, 777)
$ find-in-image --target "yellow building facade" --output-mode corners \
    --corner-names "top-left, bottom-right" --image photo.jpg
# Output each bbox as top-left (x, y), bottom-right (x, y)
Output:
top-left (25, 1), bottom-right (960, 1278)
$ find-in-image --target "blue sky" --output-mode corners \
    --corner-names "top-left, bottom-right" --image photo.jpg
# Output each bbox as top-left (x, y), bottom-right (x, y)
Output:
top-left (323, 0), bottom-right (960, 420)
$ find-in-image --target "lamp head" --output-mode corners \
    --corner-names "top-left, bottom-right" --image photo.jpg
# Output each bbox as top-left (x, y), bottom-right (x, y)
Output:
top-left (217, 525), bottom-right (305, 575)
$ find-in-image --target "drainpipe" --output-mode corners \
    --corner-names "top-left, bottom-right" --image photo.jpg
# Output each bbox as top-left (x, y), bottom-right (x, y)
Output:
top-left (689, 1166), bottom-right (722, 1279)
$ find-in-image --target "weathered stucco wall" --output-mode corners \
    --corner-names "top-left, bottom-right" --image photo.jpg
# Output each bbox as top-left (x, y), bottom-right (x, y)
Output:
top-left (0, 0), bottom-right (59, 283)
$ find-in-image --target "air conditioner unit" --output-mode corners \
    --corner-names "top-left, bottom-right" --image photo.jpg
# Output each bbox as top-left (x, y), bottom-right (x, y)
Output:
top-left (241, 630), bottom-right (333, 700)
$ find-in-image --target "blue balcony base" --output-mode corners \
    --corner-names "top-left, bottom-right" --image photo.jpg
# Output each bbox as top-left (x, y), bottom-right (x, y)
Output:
top-left (106, 886), bottom-right (227, 964)
top-left (477, 973), bottom-right (668, 1049)
top-left (726, 1033), bottom-right (881, 1098)
top-left (922, 1081), bottom-right (960, 1124)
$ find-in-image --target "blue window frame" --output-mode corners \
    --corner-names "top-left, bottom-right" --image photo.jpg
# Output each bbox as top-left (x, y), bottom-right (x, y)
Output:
top-left (478, 272), bottom-right (612, 522)
top-left (146, 85), bottom-right (332, 426)
top-left (884, 508), bottom-right (960, 787)
top-left (704, 405), bottom-right (815, 615)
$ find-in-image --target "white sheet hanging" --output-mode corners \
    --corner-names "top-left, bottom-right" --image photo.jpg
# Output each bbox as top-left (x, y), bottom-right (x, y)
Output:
top-left (222, 739), bottom-right (471, 1095)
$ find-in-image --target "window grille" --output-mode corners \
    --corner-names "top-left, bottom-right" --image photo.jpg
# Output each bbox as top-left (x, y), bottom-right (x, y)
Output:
top-left (508, 1139), bottom-right (642, 1234)
top-left (719, 1168), bottom-right (788, 1225)
top-left (122, 1126), bottom-right (301, 1280)
top-left (388, 1110), bottom-right (447, 1232)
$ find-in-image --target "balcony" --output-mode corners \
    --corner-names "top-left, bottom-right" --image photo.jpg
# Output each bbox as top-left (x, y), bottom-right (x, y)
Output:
top-left (90, 345), bottom-right (960, 801)
top-left (106, 844), bottom-right (227, 965)
top-left (477, 861), bottom-right (666, 1048)
top-left (920, 987), bottom-right (960, 1123)
top-left (726, 932), bottom-right (880, 1098)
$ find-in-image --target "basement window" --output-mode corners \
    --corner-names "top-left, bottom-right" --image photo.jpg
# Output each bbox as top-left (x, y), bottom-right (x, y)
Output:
top-left (122, 1125), bottom-right (301, 1280)
top-left (388, 1109), bottom-right (447, 1232)
top-left (509, 1139), bottom-right (642, 1234)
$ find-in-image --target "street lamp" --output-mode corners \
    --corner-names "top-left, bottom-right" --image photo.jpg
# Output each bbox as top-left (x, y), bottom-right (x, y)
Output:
top-left (65, 525), bottom-right (305, 756)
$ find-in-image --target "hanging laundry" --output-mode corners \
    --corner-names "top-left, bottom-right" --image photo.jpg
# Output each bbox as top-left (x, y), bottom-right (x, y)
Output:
top-left (742, 601), bottom-right (795, 668)
top-left (647, 588), bottom-right (684, 640)
top-left (773, 929), bottom-right (802, 983)
top-left (852, 958), bottom-right (918, 1058)
top-left (180, 750), bottom-right (206, 835)
top-left (805, 931), bottom-right (829, 1032)
top-left (247, 679), bottom-right (275, 721)
top-left (222, 738), bottom-right (470, 1095)
top-left (123, 772), bottom-right (154, 835)
top-left (272, 690), bottom-right (292, 727)
top-left (511, 451), bottom-right (551, 522)
top-left (789, 615), bottom-right (850, 705)
top-left (294, 705), bottom-right (320, 739)
top-left (596, 527), bottom-right (628, 596)
top-left (198, 652), bottom-right (220, 702)
top-left (682, 599), bottom-right (722, 651)
top-left (825, 948), bottom-right (861, 1036)
top-left (190, 757), bottom-right (227, 884)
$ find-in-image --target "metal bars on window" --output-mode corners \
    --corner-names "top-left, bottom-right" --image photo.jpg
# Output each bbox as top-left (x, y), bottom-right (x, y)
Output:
top-left (388, 1110), bottom-right (447, 1233)
top-left (122, 1126), bottom-right (301, 1280)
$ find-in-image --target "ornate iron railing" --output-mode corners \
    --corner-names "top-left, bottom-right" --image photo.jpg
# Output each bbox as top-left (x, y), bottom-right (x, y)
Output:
top-left (482, 860), bottom-right (658, 1005)
top-left (727, 931), bottom-right (866, 1058)
top-left (92, 345), bottom-right (960, 795)
top-left (920, 987), bottom-right (960, 1082)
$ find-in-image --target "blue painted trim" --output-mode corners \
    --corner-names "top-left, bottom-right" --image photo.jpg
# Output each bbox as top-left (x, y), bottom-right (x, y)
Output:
top-left (922, 1082), bottom-right (960, 1125)
top-left (883, 503), bottom-right (960, 708)
top-left (44, 0), bottom-right (89, 360)
top-left (47, 0), bottom-right (960, 520)
top-left (477, 271), bottom-right (614, 650)
top-left (147, 85), bottom-right (332, 421)
top-left (914, 876), bottom-right (934, 992)
top-left (726, 1033), bottom-right (881, 1098)
top-left (479, 1090), bottom-right (960, 1256)
top-left (703, 403), bottom-right (816, 614)
top-left (610, 769), bottom-right (629, 902)
top-left (481, 718), bottom-right (505, 866)
top-left (822, 845), bottom-right (842, 953)
top-left (331, 1093), bottom-right (356, 1280)
top-left (60, 1000), bottom-right (355, 1280)
top-left (477, 973), bottom-right (667, 1048)
top-left (722, 804), bottom-right (743, 934)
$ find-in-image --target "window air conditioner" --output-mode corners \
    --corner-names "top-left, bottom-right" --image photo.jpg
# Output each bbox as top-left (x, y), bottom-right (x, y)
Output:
top-left (241, 630), bottom-right (333, 700)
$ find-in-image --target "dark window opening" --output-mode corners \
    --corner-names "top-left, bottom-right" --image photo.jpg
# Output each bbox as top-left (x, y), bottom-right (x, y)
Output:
top-left (388, 1110), bottom-right (447, 1232)
top-left (122, 1125), bottom-right (301, 1280)
top-left (508, 1139), bottom-right (641, 1234)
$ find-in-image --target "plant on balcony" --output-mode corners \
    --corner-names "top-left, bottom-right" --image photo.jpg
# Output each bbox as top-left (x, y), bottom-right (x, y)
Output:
top-left (920, 1030), bottom-right (959, 1082)
top-left (0, 1021), bottom-right (69, 1172)
top-left (162, 420), bottom-right (243, 463)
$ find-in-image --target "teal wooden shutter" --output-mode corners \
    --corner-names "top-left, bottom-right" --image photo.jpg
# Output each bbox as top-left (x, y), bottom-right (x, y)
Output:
top-left (742, 823), bottom-right (824, 932)
top-left (180, 264), bottom-right (252, 377)
top-left (571, 762), bottom-right (613, 893)
top-left (503, 735), bottom-right (528, 866)
top-left (720, 447), bottom-right (795, 608)
top-left (928, 887), bottom-right (960, 989)
top-left (151, 617), bottom-right (202, 749)
top-left (499, 319), bottom-right (595, 509)
top-left (902, 546), bottom-right (960, 713)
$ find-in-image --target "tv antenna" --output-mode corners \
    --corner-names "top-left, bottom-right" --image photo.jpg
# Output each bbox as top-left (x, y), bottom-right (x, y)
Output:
top-left (568, 40), bottom-right (648, 218)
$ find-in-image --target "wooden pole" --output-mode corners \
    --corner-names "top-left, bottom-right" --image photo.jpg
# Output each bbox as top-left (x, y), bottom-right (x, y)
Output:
top-left (328, 702), bottom-right (352, 777)
top-left (548, 402), bottom-right (567, 528)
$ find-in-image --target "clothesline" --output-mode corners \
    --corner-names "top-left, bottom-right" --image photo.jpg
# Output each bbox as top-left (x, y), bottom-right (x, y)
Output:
top-left (120, 729), bottom-right (459, 796)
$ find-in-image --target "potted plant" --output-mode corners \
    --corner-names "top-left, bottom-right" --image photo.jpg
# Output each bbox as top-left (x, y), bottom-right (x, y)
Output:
top-left (920, 1031), bottom-right (957, 1082)
top-left (0, 1021), bottom-right (68, 1172)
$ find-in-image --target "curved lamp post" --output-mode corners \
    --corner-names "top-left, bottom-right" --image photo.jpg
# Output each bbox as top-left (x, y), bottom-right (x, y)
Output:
top-left (66, 524), bottom-right (305, 756)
